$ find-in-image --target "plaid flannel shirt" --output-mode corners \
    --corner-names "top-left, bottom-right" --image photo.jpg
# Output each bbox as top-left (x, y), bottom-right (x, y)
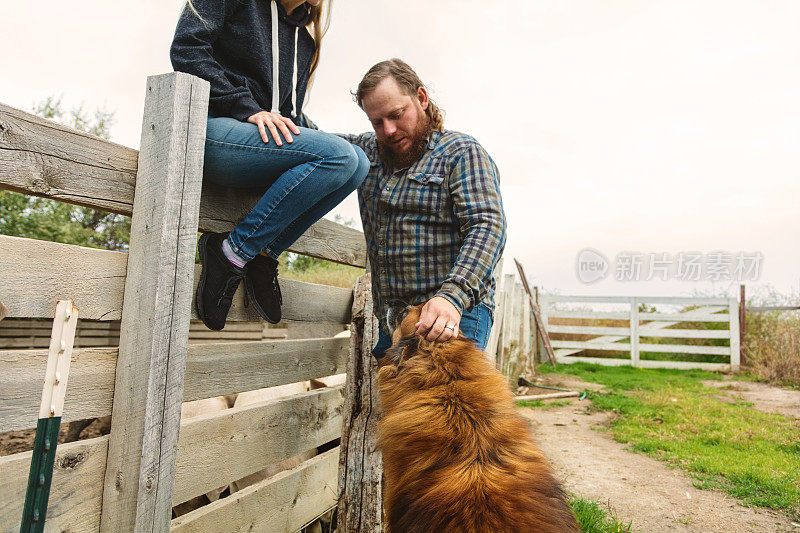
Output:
top-left (342, 130), bottom-right (507, 325)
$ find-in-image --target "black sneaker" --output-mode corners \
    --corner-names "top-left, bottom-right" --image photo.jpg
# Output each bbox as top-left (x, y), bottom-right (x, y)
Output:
top-left (244, 252), bottom-right (282, 324)
top-left (195, 232), bottom-right (247, 331)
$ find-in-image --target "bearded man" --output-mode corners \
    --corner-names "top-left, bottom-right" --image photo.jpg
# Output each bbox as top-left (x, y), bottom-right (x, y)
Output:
top-left (341, 58), bottom-right (507, 358)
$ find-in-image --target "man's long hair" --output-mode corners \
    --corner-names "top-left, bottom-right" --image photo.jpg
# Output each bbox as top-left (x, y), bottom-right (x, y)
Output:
top-left (355, 58), bottom-right (445, 132)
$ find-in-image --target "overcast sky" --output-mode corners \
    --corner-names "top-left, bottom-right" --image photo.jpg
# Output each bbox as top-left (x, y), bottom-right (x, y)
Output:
top-left (2, 0), bottom-right (798, 300)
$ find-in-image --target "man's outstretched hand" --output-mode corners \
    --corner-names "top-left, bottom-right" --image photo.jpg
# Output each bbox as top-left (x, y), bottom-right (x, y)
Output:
top-left (415, 296), bottom-right (461, 342)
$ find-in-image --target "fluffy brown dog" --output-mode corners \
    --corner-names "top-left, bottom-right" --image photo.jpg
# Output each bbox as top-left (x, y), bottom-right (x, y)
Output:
top-left (377, 304), bottom-right (580, 533)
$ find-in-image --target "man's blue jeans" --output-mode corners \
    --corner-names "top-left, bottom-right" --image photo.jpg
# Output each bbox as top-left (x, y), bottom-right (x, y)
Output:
top-left (204, 117), bottom-right (370, 262)
top-left (372, 303), bottom-right (494, 359)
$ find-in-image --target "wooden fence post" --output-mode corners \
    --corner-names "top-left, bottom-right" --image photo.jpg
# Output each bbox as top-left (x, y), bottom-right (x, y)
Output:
top-left (729, 296), bottom-right (741, 371)
top-left (100, 72), bottom-right (209, 532)
top-left (630, 297), bottom-right (640, 367)
top-left (532, 286), bottom-right (539, 363)
top-left (539, 294), bottom-right (550, 363)
top-left (520, 287), bottom-right (532, 378)
top-left (338, 273), bottom-right (382, 532)
top-left (499, 274), bottom-right (515, 377)
top-left (739, 284), bottom-right (747, 367)
top-left (484, 258), bottom-right (504, 363)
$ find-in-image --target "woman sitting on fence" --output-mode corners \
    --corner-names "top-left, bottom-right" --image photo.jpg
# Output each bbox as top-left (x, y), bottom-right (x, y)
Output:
top-left (171, 0), bottom-right (368, 330)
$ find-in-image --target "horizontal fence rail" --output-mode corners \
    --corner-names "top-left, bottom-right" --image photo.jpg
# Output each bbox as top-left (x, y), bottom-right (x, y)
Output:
top-left (0, 319), bottom-right (286, 349)
top-left (0, 337), bottom-right (349, 434)
top-left (0, 234), bottom-right (353, 323)
top-left (171, 448), bottom-right (339, 532)
top-left (0, 102), bottom-right (367, 268)
top-left (540, 295), bottom-right (740, 371)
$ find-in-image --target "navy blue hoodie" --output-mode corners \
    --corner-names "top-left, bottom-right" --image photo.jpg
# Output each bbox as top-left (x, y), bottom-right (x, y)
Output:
top-left (170, 0), bottom-right (315, 124)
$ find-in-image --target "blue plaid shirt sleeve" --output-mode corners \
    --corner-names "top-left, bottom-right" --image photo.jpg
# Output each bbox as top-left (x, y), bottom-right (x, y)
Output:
top-left (435, 141), bottom-right (507, 312)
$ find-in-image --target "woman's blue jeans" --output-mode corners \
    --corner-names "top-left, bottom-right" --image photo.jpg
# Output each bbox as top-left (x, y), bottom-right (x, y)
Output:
top-left (203, 117), bottom-right (370, 262)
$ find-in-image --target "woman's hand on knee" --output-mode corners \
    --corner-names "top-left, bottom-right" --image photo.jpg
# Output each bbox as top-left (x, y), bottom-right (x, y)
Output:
top-left (247, 111), bottom-right (301, 146)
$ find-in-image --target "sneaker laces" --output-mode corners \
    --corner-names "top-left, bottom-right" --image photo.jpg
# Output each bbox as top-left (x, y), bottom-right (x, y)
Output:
top-left (268, 264), bottom-right (283, 306)
top-left (217, 271), bottom-right (246, 308)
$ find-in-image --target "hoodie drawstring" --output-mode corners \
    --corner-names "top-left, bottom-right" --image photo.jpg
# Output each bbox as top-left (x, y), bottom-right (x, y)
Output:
top-left (270, 0), bottom-right (301, 119)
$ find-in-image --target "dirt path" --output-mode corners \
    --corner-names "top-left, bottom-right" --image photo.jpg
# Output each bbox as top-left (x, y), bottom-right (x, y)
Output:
top-left (521, 375), bottom-right (799, 532)
top-left (701, 379), bottom-right (800, 420)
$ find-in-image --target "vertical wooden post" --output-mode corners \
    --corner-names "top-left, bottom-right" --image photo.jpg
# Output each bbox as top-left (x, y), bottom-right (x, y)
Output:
top-left (729, 296), bottom-right (741, 371)
top-left (100, 72), bottom-right (209, 532)
top-left (520, 286), bottom-right (533, 378)
top-left (506, 282), bottom-right (522, 378)
top-left (486, 290), bottom-right (504, 364)
top-left (485, 258), bottom-right (504, 364)
top-left (338, 273), bottom-right (382, 533)
top-left (739, 284), bottom-right (747, 367)
top-left (630, 297), bottom-right (640, 367)
top-left (539, 294), bottom-right (550, 364)
top-left (532, 286), bottom-right (539, 364)
top-left (500, 274), bottom-right (515, 377)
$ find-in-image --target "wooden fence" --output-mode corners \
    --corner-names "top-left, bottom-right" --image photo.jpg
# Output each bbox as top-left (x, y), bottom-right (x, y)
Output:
top-left (539, 295), bottom-right (740, 371)
top-left (0, 319), bottom-right (296, 349)
top-left (481, 276), bottom-right (743, 378)
top-left (0, 72), bottom-right (372, 531)
top-left (484, 270), bottom-right (535, 382)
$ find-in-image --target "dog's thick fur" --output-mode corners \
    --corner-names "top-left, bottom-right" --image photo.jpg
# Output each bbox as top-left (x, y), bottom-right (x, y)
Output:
top-left (377, 305), bottom-right (579, 533)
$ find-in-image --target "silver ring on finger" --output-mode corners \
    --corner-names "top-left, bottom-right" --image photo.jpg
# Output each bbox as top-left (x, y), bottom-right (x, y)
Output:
top-left (445, 324), bottom-right (455, 332)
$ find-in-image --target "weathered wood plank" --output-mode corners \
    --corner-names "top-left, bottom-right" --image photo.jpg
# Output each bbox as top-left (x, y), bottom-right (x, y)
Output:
top-left (337, 274), bottom-right (383, 533)
top-left (183, 337), bottom-right (349, 400)
top-left (0, 103), bottom-right (367, 268)
top-left (0, 436), bottom-right (108, 532)
top-left (173, 386), bottom-right (344, 505)
top-left (0, 234), bottom-right (128, 321)
top-left (0, 337), bottom-right (348, 433)
top-left (171, 448), bottom-right (339, 533)
top-left (0, 234), bottom-right (352, 323)
top-left (0, 102), bottom-right (139, 212)
top-left (0, 336), bottom-right (118, 349)
top-left (101, 72), bottom-right (210, 532)
top-left (0, 347), bottom-right (116, 433)
top-left (514, 391), bottom-right (580, 402)
top-left (499, 274), bottom-right (515, 376)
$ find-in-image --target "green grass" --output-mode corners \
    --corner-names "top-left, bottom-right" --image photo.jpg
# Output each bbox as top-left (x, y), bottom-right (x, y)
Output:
top-left (536, 363), bottom-right (800, 519)
top-left (568, 496), bottom-right (632, 533)
top-left (277, 253), bottom-right (364, 288)
top-left (515, 399), bottom-right (573, 409)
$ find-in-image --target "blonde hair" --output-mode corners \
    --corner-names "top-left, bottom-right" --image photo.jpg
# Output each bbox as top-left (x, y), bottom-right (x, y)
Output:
top-left (356, 58), bottom-right (445, 132)
top-left (185, 1), bottom-right (331, 77)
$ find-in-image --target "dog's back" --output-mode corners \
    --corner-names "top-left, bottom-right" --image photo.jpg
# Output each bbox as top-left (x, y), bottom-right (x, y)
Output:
top-left (378, 336), bottom-right (579, 533)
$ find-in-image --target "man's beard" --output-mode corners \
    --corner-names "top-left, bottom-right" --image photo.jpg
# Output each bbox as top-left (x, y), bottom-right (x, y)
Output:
top-left (377, 113), bottom-right (433, 172)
